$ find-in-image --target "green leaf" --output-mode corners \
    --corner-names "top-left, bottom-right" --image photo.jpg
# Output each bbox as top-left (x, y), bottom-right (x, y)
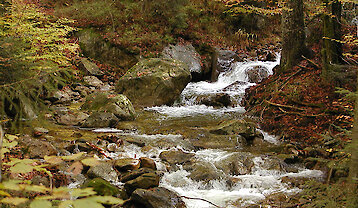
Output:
top-left (30, 200), bottom-right (52, 208)
top-left (71, 188), bottom-right (96, 198)
top-left (5, 134), bottom-right (19, 141)
top-left (89, 196), bottom-right (124, 205)
top-left (10, 162), bottom-right (34, 173)
top-left (25, 185), bottom-right (50, 193)
top-left (73, 198), bottom-right (105, 208)
top-left (1, 197), bottom-right (28, 205)
top-left (81, 157), bottom-right (101, 167)
top-left (62, 152), bottom-right (85, 161)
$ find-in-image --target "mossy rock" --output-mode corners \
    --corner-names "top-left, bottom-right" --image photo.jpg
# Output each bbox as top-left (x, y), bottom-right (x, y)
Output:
top-left (82, 92), bottom-right (135, 121)
top-left (83, 178), bottom-right (120, 196)
top-left (116, 58), bottom-right (191, 107)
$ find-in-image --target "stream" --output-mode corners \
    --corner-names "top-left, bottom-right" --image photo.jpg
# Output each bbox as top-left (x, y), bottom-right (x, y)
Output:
top-left (92, 56), bottom-right (324, 207)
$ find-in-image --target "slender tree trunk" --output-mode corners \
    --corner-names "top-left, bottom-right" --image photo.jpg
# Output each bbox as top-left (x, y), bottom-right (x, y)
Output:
top-left (279, 0), bottom-right (307, 73)
top-left (321, 0), bottom-right (343, 81)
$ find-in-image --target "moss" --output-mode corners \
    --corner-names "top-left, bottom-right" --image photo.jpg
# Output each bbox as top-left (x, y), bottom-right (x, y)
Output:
top-left (83, 178), bottom-right (120, 196)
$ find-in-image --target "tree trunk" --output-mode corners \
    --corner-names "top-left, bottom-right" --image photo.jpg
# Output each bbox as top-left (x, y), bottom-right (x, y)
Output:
top-left (279, 0), bottom-right (307, 73)
top-left (321, 0), bottom-right (343, 81)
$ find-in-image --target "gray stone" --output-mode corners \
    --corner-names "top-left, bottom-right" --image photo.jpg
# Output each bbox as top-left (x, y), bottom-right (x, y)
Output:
top-left (83, 76), bottom-right (104, 88)
top-left (78, 58), bottom-right (104, 76)
top-left (124, 172), bottom-right (160, 195)
top-left (159, 150), bottom-right (195, 166)
top-left (87, 162), bottom-right (119, 183)
top-left (82, 112), bottom-right (119, 128)
top-left (130, 187), bottom-right (186, 208)
top-left (163, 43), bottom-right (202, 81)
top-left (81, 92), bottom-right (135, 121)
top-left (19, 135), bottom-right (58, 159)
top-left (246, 66), bottom-right (269, 83)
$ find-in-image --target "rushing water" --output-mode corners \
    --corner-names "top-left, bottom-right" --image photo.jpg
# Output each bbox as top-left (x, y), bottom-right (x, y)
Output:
top-left (93, 55), bottom-right (324, 207)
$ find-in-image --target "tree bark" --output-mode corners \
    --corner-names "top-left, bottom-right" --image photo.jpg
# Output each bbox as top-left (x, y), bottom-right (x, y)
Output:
top-left (279, 0), bottom-right (307, 73)
top-left (321, 0), bottom-right (343, 81)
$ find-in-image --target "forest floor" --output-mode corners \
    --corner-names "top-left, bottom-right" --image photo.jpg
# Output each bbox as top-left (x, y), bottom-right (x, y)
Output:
top-left (243, 51), bottom-right (358, 206)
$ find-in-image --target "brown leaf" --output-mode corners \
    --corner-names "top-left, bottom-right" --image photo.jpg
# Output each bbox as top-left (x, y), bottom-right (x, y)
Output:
top-left (67, 161), bottom-right (83, 176)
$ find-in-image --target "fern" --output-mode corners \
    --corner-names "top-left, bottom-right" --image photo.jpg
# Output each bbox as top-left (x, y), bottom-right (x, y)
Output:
top-left (0, 1), bottom-right (79, 128)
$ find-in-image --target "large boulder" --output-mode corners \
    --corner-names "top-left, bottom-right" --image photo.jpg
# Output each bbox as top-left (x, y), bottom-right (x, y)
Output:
top-left (116, 58), bottom-right (191, 107)
top-left (18, 135), bottom-right (58, 159)
top-left (81, 92), bottom-right (135, 128)
top-left (129, 187), bottom-right (186, 208)
top-left (124, 172), bottom-right (160, 195)
top-left (163, 43), bottom-right (203, 81)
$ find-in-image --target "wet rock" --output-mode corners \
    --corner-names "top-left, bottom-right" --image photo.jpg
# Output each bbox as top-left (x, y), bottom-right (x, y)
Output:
top-left (186, 162), bottom-right (225, 182)
top-left (65, 141), bottom-right (92, 153)
top-left (116, 58), bottom-right (191, 107)
top-left (139, 157), bottom-right (157, 170)
top-left (190, 134), bottom-right (246, 150)
top-left (209, 120), bottom-right (263, 142)
top-left (107, 143), bottom-right (120, 152)
top-left (19, 135), bottom-right (57, 159)
top-left (86, 162), bottom-right (119, 183)
top-left (84, 178), bottom-right (120, 196)
top-left (163, 43), bottom-right (202, 81)
top-left (125, 137), bottom-right (145, 147)
top-left (246, 66), bottom-right (269, 83)
top-left (78, 58), bottom-right (104, 76)
top-left (130, 187), bottom-right (186, 208)
top-left (124, 172), bottom-right (160, 195)
top-left (81, 92), bottom-right (135, 121)
top-left (214, 152), bottom-right (254, 175)
top-left (281, 176), bottom-right (309, 188)
top-left (83, 76), bottom-right (104, 88)
top-left (33, 127), bottom-right (49, 137)
top-left (120, 168), bottom-right (154, 183)
top-left (115, 158), bottom-right (140, 171)
top-left (196, 93), bottom-right (232, 107)
top-left (159, 150), bottom-right (195, 166)
top-left (51, 106), bottom-right (69, 116)
top-left (82, 112), bottom-right (119, 128)
top-left (57, 112), bottom-right (89, 126)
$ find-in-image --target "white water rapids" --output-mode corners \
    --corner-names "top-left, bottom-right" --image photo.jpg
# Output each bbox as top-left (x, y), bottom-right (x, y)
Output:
top-left (93, 55), bottom-right (324, 207)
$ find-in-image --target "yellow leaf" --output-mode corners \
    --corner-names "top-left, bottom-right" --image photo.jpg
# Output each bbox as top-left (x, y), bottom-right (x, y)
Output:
top-left (1, 197), bottom-right (28, 205)
top-left (62, 152), bottom-right (85, 161)
top-left (30, 200), bottom-right (52, 208)
top-left (0, 190), bottom-right (11, 197)
top-left (44, 155), bottom-right (64, 165)
top-left (81, 158), bottom-right (101, 167)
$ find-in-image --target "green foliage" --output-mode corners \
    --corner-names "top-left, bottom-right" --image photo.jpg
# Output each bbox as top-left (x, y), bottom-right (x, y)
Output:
top-left (0, 133), bottom-right (124, 207)
top-left (0, 1), bottom-right (79, 125)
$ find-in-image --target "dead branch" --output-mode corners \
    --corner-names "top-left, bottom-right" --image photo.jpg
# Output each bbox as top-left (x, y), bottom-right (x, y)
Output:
top-left (278, 107), bottom-right (325, 117)
top-left (265, 100), bottom-right (305, 111)
top-left (302, 55), bottom-right (320, 69)
top-left (180, 196), bottom-right (223, 208)
top-left (86, 142), bottom-right (112, 159)
top-left (279, 67), bottom-right (304, 91)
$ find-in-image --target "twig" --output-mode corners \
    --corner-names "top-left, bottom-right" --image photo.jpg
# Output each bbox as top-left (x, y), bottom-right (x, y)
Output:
top-left (279, 67), bottom-right (304, 91)
top-left (302, 55), bottom-right (320, 69)
top-left (0, 124), bottom-right (3, 182)
top-left (265, 100), bottom-right (305, 111)
top-left (180, 196), bottom-right (223, 208)
top-left (278, 107), bottom-right (325, 117)
top-left (86, 142), bottom-right (112, 159)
